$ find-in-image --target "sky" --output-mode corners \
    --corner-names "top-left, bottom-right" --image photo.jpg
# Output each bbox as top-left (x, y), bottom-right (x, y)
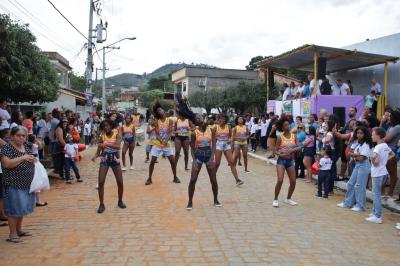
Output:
top-left (1, 0), bottom-right (399, 77)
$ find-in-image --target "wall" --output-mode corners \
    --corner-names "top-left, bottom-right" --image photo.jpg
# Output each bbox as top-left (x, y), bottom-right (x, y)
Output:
top-left (330, 33), bottom-right (400, 107)
top-left (45, 93), bottom-right (76, 114)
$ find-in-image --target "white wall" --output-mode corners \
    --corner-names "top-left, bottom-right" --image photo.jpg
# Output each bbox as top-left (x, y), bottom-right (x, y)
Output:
top-left (45, 93), bottom-right (76, 113)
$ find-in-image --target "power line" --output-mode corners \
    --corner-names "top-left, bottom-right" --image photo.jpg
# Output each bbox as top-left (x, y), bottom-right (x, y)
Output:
top-left (0, 3), bottom-right (77, 55)
top-left (46, 0), bottom-right (93, 44)
top-left (10, 0), bottom-right (77, 52)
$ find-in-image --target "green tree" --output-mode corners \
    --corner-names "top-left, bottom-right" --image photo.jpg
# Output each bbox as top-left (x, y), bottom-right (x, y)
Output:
top-left (69, 72), bottom-right (86, 92)
top-left (139, 89), bottom-right (164, 108)
top-left (146, 76), bottom-right (174, 92)
top-left (0, 14), bottom-right (58, 103)
top-left (246, 55), bottom-right (271, 70)
top-left (188, 89), bottom-right (222, 115)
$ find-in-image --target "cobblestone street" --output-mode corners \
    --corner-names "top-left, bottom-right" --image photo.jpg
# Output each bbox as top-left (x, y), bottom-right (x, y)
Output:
top-left (0, 144), bottom-right (399, 265)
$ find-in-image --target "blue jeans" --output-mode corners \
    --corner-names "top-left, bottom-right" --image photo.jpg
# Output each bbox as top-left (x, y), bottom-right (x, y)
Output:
top-left (372, 175), bottom-right (386, 218)
top-left (329, 149), bottom-right (338, 193)
top-left (65, 158), bottom-right (81, 181)
top-left (318, 170), bottom-right (330, 197)
top-left (344, 159), bottom-right (370, 210)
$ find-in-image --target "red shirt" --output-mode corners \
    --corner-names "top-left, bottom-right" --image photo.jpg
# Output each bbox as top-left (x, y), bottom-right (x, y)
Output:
top-left (22, 119), bottom-right (33, 134)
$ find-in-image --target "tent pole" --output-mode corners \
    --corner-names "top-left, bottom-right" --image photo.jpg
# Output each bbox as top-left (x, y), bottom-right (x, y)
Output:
top-left (266, 68), bottom-right (270, 102)
top-left (384, 62), bottom-right (388, 106)
top-left (313, 51), bottom-right (318, 96)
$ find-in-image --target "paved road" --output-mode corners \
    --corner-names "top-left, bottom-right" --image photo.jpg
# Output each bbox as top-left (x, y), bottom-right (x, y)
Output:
top-left (0, 143), bottom-right (399, 265)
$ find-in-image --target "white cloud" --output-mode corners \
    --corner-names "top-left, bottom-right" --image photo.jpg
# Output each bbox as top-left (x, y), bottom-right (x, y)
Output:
top-left (1, 0), bottom-right (399, 76)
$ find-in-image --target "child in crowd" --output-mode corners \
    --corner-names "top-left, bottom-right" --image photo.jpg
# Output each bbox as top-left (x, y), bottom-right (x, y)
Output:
top-left (145, 117), bottom-right (157, 163)
top-left (84, 118), bottom-right (92, 147)
top-left (27, 134), bottom-right (48, 207)
top-left (64, 134), bottom-right (82, 184)
top-left (365, 90), bottom-right (377, 110)
top-left (317, 147), bottom-right (332, 198)
top-left (366, 127), bottom-right (395, 224)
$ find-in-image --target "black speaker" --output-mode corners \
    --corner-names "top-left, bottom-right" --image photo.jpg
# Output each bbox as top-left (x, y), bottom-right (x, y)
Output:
top-left (333, 107), bottom-right (346, 128)
top-left (268, 70), bottom-right (274, 89)
top-left (317, 57), bottom-right (327, 79)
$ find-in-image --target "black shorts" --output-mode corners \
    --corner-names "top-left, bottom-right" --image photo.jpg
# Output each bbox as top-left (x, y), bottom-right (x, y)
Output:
top-left (303, 147), bottom-right (316, 158)
top-left (175, 135), bottom-right (189, 142)
top-left (44, 136), bottom-right (50, 145)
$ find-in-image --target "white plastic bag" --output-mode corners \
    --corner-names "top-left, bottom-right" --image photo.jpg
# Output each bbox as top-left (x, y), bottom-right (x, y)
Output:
top-left (30, 161), bottom-right (50, 193)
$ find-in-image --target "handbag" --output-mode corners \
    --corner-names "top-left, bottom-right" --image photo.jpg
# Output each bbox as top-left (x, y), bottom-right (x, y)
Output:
top-left (312, 161), bottom-right (319, 175)
top-left (30, 161), bottom-right (50, 193)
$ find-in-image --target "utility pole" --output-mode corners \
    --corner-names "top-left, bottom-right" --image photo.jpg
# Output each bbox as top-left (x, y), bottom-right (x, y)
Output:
top-left (85, 0), bottom-right (94, 112)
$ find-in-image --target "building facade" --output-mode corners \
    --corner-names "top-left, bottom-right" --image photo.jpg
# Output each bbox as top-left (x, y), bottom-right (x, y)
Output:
top-left (171, 67), bottom-right (259, 97)
top-left (331, 33), bottom-right (400, 107)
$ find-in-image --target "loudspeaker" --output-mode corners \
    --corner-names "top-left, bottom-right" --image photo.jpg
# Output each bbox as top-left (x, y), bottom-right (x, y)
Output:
top-left (317, 57), bottom-right (327, 79)
top-left (333, 107), bottom-right (346, 128)
top-left (268, 70), bottom-right (274, 89)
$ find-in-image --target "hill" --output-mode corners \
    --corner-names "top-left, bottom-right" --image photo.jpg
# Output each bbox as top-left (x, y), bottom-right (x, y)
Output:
top-left (99, 62), bottom-right (218, 88)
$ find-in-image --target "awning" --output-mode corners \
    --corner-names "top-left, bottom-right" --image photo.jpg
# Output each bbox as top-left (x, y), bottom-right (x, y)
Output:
top-left (257, 44), bottom-right (398, 73)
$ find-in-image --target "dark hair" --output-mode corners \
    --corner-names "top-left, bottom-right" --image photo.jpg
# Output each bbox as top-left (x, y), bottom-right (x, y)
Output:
top-left (310, 114), bottom-right (317, 121)
top-left (52, 108), bottom-right (60, 119)
top-left (68, 118), bottom-right (76, 126)
top-left (253, 117), bottom-right (259, 125)
top-left (27, 134), bottom-right (36, 143)
top-left (167, 109), bottom-right (174, 117)
top-left (322, 146), bottom-right (332, 157)
top-left (0, 128), bottom-right (10, 138)
top-left (296, 116), bottom-right (302, 122)
top-left (99, 119), bottom-right (117, 131)
top-left (350, 106), bottom-right (357, 113)
top-left (308, 125), bottom-right (316, 136)
top-left (218, 113), bottom-right (228, 124)
top-left (152, 101), bottom-right (163, 120)
top-left (276, 116), bottom-right (289, 132)
top-left (235, 115), bottom-right (245, 126)
top-left (351, 126), bottom-right (373, 147)
top-left (175, 94), bottom-right (196, 123)
top-left (384, 105), bottom-right (393, 113)
top-left (269, 112), bottom-right (275, 117)
top-left (11, 111), bottom-right (22, 125)
top-left (390, 110), bottom-right (400, 126)
top-left (372, 127), bottom-right (386, 139)
top-left (327, 120), bottom-right (335, 132)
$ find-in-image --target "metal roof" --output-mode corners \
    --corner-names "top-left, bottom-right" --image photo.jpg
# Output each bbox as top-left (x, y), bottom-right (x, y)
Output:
top-left (257, 44), bottom-right (398, 73)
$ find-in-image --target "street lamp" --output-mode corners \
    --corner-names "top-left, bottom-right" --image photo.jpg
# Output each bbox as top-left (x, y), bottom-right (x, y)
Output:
top-left (102, 37), bottom-right (136, 113)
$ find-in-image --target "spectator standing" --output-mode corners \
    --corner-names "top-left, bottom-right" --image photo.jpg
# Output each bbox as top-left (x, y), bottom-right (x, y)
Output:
top-left (337, 79), bottom-right (351, 95)
top-left (346, 80), bottom-right (354, 95)
top-left (0, 99), bottom-right (10, 130)
top-left (260, 116), bottom-right (269, 150)
top-left (49, 109), bottom-right (61, 171)
top-left (282, 83), bottom-right (291, 100)
top-left (321, 78), bottom-right (333, 95)
top-left (365, 91), bottom-right (377, 110)
top-left (383, 110), bottom-right (400, 197)
top-left (10, 111), bottom-right (23, 129)
top-left (308, 74), bottom-right (321, 95)
top-left (250, 118), bottom-right (260, 152)
top-left (371, 78), bottom-right (382, 95)
top-left (22, 111), bottom-right (34, 135)
top-left (55, 120), bottom-right (68, 179)
top-left (294, 123), bottom-right (306, 178)
top-left (64, 134), bottom-right (82, 184)
top-left (37, 112), bottom-right (48, 160)
top-left (366, 127), bottom-right (395, 224)
top-left (317, 147), bottom-right (332, 198)
top-left (83, 118), bottom-right (92, 147)
top-left (303, 80), bottom-right (311, 97)
top-left (0, 126), bottom-right (36, 243)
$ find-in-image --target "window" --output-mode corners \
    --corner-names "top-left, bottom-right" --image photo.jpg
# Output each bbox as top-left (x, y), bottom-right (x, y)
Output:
top-left (182, 82), bottom-right (187, 92)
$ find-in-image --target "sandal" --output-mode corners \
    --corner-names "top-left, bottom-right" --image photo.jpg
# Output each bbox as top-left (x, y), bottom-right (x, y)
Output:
top-left (17, 231), bottom-right (33, 237)
top-left (6, 236), bottom-right (23, 243)
top-left (36, 202), bottom-right (48, 207)
top-left (0, 222), bottom-right (8, 227)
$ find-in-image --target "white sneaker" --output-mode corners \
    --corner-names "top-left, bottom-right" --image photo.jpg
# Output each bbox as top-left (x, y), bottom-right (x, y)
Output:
top-left (284, 199), bottom-right (298, 206)
top-left (351, 206), bottom-right (363, 212)
top-left (336, 202), bottom-right (345, 208)
top-left (130, 166), bottom-right (135, 170)
top-left (121, 167), bottom-right (127, 171)
top-left (368, 213), bottom-right (374, 217)
top-left (396, 224), bottom-right (400, 230)
top-left (272, 200), bottom-right (279, 208)
top-left (365, 215), bottom-right (382, 224)
top-left (396, 222), bottom-right (400, 227)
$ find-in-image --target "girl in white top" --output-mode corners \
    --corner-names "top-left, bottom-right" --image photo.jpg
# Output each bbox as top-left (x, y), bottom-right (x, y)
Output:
top-left (337, 126), bottom-right (372, 212)
top-left (366, 127), bottom-right (395, 224)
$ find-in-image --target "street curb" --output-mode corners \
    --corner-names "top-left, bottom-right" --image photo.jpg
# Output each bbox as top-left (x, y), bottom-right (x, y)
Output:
top-left (248, 152), bottom-right (400, 214)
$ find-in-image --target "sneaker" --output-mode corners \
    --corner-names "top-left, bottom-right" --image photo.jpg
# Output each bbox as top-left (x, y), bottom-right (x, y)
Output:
top-left (236, 179), bottom-right (244, 187)
top-left (351, 206), bottom-right (363, 212)
top-left (66, 180), bottom-right (72, 184)
top-left (145, 158), bottom-right (149, 163)
top-left (396, 223), bottom-right (400, 227)
top-left (368, 213), bottom-right (374, 217)
top-left (121, 167), bottom-right (127, 171)
top-left (244, 170), bottom-right (250, 174)
top-left (118, 201), bottom-right (126, 209)
top-left (130, 166), bottom-right (135, 170)
top-left (96, 183), bottom-right (99, 189)
top-left (396, 224), bottom-right (400, 230)
top-left (173, 176), bottom-right (181, 183)
top-left (145, 179), bottom-right (152, 186)
top-left (365, 215), bottom-right (382, 224)
top-left (267, 155), bottom-right (275, 159)
top-left (315, 194), bottom-right (323, 198)
top-left (284, 199), bottom-right (298, 206)
top-left (97, 204), bottom-right (105, 214)
top-left (186, 202), bottom-right (193, 211)
top-left (77, 179), bottom-right (83, 183)
top-left (336, 202), bottom-right (345, 208)
top-left (214, 201), bottom-right (222, 208)
top-left (272, 200), bottom-right (279, 208)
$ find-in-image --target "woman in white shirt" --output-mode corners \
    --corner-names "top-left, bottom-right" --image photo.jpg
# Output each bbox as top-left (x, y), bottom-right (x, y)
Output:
top-left (337, 126), bottom-right (372, 212)
top-left (250, 118), bottom-right (260, 152)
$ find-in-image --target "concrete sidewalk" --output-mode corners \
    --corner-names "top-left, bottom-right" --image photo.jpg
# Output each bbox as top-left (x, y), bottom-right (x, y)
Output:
top-left (248, 151), bottom-right (400, 213)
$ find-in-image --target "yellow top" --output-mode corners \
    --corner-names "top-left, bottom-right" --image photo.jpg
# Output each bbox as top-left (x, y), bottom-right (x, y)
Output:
top-left (154, 118), bottom-right (171, 147)
top-left (176, 118), bottom-right (190, 136)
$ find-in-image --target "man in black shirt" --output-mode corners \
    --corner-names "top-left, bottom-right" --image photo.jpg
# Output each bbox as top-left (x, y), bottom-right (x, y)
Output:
top-left (320, 78), bottom-right (332, 95)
